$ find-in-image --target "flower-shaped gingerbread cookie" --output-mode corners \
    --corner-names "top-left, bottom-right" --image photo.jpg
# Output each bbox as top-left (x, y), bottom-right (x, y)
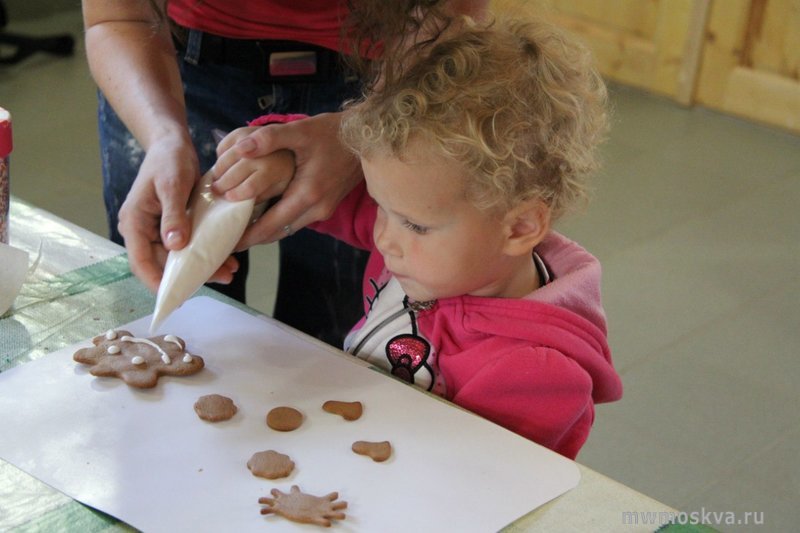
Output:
top-left (258, 485), bottom-right (347, 527)
top-left (73, 329), bottom-right (204, 388)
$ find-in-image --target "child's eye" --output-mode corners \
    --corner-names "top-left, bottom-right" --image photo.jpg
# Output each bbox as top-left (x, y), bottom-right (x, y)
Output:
top-left (403, 220), bottom-right (429, 234)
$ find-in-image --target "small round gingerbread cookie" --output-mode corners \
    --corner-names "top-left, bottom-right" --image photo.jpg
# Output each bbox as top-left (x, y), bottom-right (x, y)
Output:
top-left (266, 406), bottom-right (304, 431)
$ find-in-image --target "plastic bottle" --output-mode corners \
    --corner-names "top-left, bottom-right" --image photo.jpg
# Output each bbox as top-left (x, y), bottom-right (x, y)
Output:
top-left (0, 107), bottom-right (12, 244)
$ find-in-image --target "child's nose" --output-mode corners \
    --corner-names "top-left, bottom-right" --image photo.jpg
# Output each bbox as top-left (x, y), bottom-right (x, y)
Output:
top-left (374, 215), bottom-right (400, 258)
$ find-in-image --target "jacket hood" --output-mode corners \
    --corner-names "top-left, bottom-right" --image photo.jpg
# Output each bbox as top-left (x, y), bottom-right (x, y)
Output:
top-left (446, 231), bottom-right (622, 404)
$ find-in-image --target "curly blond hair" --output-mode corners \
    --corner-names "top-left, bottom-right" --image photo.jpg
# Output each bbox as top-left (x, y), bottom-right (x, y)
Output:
top-left (341, 16), bottom-right (609, 219)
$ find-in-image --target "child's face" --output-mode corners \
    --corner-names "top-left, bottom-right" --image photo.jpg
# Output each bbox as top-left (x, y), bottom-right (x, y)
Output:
top-left (362, 149), bottom-right (519, 302)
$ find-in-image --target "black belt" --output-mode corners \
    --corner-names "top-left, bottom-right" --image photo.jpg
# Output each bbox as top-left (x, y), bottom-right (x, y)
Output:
top-left (171, 21), bottom-right (345, 83)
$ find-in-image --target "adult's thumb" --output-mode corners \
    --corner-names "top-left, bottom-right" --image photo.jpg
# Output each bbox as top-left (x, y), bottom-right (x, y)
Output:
top-left (161, 206), bottom-right (190, 251)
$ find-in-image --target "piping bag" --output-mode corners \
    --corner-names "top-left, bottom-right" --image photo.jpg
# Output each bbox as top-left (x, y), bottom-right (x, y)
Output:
top-left (149, 169), bottom-right (266, 333)
top-left (150, 119), bottom-right (294, 332)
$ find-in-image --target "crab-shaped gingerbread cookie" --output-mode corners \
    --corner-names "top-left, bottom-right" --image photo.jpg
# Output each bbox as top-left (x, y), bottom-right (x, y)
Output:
top-left (73, 329), bottom-right (204, 388)
top-left (258, 485), bottom-right (347, 527)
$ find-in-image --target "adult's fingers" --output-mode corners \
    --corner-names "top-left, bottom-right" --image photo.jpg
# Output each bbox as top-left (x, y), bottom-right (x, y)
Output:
top-left (157, 173), bottom-right (194, 250)
top-left (231, 115), bottom-right (328, 159)
top-left (122, 223), bottom-right (165, 294)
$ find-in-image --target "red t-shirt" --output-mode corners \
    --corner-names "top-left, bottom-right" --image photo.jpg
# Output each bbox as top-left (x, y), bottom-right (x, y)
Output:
top-left (167, 0), bottom-right (348, 51)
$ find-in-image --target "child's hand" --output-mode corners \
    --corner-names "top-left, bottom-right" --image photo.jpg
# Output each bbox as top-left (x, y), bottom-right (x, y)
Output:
top-left (212, 126), bottom-right (296, 204)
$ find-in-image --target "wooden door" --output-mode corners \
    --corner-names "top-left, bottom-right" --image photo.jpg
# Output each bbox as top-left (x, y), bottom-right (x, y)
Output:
top-left (491, 0), bottom-right (710, 103)
top-left (695, 0), bottom-right (800, 134)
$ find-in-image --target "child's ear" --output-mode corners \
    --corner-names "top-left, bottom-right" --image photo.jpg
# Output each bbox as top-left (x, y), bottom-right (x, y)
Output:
top-left (501, 199), bottom-right (551, 256)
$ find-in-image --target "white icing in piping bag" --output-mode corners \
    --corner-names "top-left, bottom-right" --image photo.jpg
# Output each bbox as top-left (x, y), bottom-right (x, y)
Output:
top-left (149, 169), bottom-right (263, 333)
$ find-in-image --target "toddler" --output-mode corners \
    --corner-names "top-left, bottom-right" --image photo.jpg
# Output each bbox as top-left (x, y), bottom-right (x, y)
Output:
top-left (214, 16), bottom-right (622, 459)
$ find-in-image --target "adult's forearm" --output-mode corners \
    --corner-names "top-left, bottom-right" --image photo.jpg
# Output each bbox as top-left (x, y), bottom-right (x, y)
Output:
top-left (82, 0), bottom-right (188, 151)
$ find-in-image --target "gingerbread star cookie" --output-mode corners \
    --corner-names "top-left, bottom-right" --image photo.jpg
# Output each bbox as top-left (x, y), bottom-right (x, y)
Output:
top-left (73, 329), bottom-right (204, 388)
top-left (258, 485), bottom-right (347, 527)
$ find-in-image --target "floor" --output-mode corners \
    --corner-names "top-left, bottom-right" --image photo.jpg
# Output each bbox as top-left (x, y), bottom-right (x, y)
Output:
top-left (3, 9), bottom-right (799, 532)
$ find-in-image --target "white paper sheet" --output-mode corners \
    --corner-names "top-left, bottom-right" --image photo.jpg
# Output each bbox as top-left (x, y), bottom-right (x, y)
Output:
top-left (0, 297), bottom-right (579, 532)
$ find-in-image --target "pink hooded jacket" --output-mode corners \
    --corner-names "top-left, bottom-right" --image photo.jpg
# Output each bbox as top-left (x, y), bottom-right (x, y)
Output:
top-left (312, 181), bottom-right (623, 459)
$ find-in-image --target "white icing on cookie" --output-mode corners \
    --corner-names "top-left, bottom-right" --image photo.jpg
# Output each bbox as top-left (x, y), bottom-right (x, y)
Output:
top-left (163, 334), bottom-right (183, 350)
top-left (182, 353), bottom-right (193, 363)
top-left (120, 335), bottom-right (171, 364)
top-left (105, 330), bottom-right (118, 340)
top-left (107, 345), bottom-right (121, 355)
top-left (131, 356), bottom-right (145, 365)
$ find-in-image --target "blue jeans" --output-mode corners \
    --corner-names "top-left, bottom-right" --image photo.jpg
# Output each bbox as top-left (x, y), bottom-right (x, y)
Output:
top-left (98, 30), bottom-right (368, 347)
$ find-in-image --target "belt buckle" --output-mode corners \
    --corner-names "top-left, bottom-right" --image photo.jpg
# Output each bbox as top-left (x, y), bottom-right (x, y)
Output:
top-left (268, 51), bottom-right (318, 77)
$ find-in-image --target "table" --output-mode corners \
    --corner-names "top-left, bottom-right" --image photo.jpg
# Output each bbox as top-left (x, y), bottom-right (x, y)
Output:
top-left (0, 199), bottom-right (681, 532)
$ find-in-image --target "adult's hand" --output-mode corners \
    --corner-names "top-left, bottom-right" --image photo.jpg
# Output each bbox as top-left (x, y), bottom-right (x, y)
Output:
top-left (118, 135), bottom-right (239, 292)
top-left (212, 112), bottom-right (362, 250)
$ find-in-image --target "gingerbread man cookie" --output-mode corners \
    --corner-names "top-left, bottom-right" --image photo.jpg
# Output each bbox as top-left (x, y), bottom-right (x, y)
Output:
top-left (73, 329), bottom-right (204, 388)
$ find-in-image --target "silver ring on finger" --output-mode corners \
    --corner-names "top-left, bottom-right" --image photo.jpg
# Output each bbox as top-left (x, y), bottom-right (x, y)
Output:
top-left (283, 224), bottom-right (294, 236)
